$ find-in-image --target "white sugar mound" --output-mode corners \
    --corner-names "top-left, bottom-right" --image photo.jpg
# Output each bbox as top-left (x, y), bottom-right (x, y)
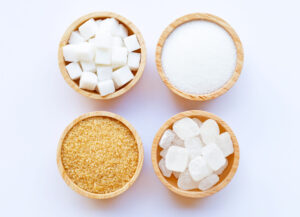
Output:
top-left (161, 20), bottom-right (237, 95)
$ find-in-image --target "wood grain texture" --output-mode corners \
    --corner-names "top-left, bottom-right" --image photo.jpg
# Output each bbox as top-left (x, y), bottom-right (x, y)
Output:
top-left (151, 110), bottom-right (240, 198)
top-left (57, 111), bottom-right (144, 199)
top-left (156, 13), bottom-right (244, 101)
top-left (58, 12), bottom-right (146, 100)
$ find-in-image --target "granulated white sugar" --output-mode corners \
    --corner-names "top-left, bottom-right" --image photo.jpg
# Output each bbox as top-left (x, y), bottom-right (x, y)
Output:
top-left (161, 20), bottom-right (237, 95)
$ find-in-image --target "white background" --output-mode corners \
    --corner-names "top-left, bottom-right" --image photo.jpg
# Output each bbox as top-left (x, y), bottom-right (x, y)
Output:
top-left (0, 0), bottom-right (299, 216)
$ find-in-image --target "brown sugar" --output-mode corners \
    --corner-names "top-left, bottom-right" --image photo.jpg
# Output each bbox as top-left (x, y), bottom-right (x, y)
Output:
top-left (61, 116), bottom-right (138, 194)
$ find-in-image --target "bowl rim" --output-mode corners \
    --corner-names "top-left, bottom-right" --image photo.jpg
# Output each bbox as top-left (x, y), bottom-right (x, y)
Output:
top-left (155, 13), bottom-right (244, 101)
top-left (57, 111), bottom-right (144, 199)
top-left (58, 11), bottom-right (147, 100)
top-left (151, 110), bottom-right (240, 198)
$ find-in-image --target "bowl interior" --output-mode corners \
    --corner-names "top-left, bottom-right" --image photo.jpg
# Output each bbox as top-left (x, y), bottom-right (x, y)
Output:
top-left (152, 111), bottom-right (239, 197)
top-left (57, 111), bottom-right (143, 199)
top-left (58, 12), bottom-right (145, 99)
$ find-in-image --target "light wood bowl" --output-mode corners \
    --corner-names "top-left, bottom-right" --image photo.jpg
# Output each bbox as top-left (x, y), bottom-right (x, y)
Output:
top-left (58, 12), bottom-right (146, 99)
top-left (151, 110), bottom-right (239, 198)
top-left (57, 111), bottom-right (144, 199)
top-left (156, 13), bottom-right (244, 101)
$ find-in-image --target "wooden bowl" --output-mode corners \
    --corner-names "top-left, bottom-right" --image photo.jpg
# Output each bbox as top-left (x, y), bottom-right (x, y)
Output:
top-left (58, 12), bottom-right (146, 99)
top-left (151, 110), bottom-right (239, 198)
top-left (156, 13), bottom-right (244, 101)
top-left (57, 111), bottom-right (144, 199)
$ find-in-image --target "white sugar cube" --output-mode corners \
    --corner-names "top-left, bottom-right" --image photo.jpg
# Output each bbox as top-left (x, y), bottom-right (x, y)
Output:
top-left (112, 36), bottom-right (124, 47)
top-left (202, 143), bottom-right (226, 171)
top-left (97, 66), bottom-right (112, 81)
top-left (199, 119), bottom-right (220, 145)
top-left (114, 24), bottom-right (128, 38)
top-left (80, 61), bottom-right (96, 73)
top-left (177, 170), bottom-right (199, 190)
top-left (97, 79), bottom-right (115, 96)
top-left (124, 34), bottom-right (140, 52)
top-left (78, 18), bottom-right (98, 40)
top-left (173, 171), bottom-right (180, 179)
top-left (184, 137), bottom-right (204, 160)
top-left (69, 31), bottom-right (85, 44)
top-left (96, 19), bottom-right (102, 27)
top-left (112, 47), bottom-right (128, 66)
top-left (79, 72), bottom-right (97, 91)
top-left (98, 18), bottom-right (119, 35)
top-left (160, 148), bottom-right (168, 158)
top-left (216, 132), bottom-right (234, 157)
top-left (128, 52), bottom-right (141, 71)
top-left (188, 156), bottom-right (213, 181)
top-left (95, 48), bottom-right (111, 65)
top-left (192, 118), bottom-right (202, 128)
top-left (159, 159), bottom-right (172, 178)
top-left (112, 65), bottom-right (134, 87)
top-left (63, 42), bottom-right (95, 62)
top-left (165, 146), bottom-right (189, 172)
top-left (95, 33), bottom-right (113, 49)
top-left (65, 62), bottom-right (82, 80)
top-left (198, 174), bottom-right (219, 191)
top-left (159, 129), bottom-right (176, 149)
top-left (215, 159), bottom-right (228, 175)
top-left (173, 117), bottom-right (200, 140)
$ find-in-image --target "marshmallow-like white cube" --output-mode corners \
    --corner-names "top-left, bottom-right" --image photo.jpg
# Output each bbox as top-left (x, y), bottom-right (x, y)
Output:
top-left (98, 18), bottom-right (119, 35)
top-left (215, 159), bottom-right (228, 175)
top-left (78, 18), bottom-right (98, 40)
top-left (79, 72), bottom-right (97, 91)
top-left (88, 38), bottom-right (96, 45)
top-left (188, 156), bottom-right (213, 181)
top-left (69, 31), bottom-right (85, 44)
top-left (216, 132), bottom-right (234, 157)
top-left (173, 171), bottom-right (180, 179)
top-left (97, 79), bottom-right (115, 96)
top-left (114, 24), bottom-right (128, 38)
top-left (165, 146), bottom-right (189, 172)
top-left (112, 65), bottom-right (134, 88)
top-left (202, 143), bottom-right (226, 171)
top-left (63, 42), bottom-right (95, 62)
top-left (173, 117), bottom-right (200, 140)
top-left (112, 36), bottom-right (124, 47)
top-left (96, 19), bottom-right (102, 27)
top-left (111, 46), bottom-right (128, 66)
top-left (97, 66), bottom-right (112, 81)
top-left (159, 159), bottom-right (172, 178)
top-left (177, 170), bottom-right (199, 190)
top-left (198, 174), bottom-right (219, 191)
top-left (124, 34), bottom-right (140, 52)
top-left (65, 62), bottom-right (82, 80)
top-left (128, 52), bottom-right (141, 71)
top-left (95, 48), bottom-right (111, 65)
top-left (184, 136), bottom-right (204, 160)
top-left (160, 148), bottom-right (168, 158)
top-left (159, 129), bottom-right (176, 149)
top-left (199, 119), bottom-right (220, 145)
top-left (95, 33), bottom-right (113, 49)
top-left (192, 118), bottom-right (202, 128)
top-left (80, 61), bottom-right (96, 73)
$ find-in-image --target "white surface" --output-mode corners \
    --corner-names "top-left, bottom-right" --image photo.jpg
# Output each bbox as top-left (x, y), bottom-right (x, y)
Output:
top-left (162, 20), bottom-right (237, 94)
top-left (0, 0), bottom-right (299, 216)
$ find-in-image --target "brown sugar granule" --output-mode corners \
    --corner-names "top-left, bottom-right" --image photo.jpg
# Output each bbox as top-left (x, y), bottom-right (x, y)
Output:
top-left (61, 117), bottom-right (138, 194)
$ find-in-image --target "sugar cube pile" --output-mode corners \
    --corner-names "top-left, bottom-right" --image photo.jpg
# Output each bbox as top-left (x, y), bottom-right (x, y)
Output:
top-left (158, 117), bottom-right (234, 191)
top-left (62, 18), bottom-right (141, 96)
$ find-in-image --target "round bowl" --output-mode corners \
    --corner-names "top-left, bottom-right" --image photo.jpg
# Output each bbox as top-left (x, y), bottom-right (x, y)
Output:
top-left (58, 12), bottom-right (146, 99)
top-left (151, 110), bottom-right (239, 198)
top-left (57, 111), bottom-right (144, 199)
top-left (156, 13), bottom-right (244, 101)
